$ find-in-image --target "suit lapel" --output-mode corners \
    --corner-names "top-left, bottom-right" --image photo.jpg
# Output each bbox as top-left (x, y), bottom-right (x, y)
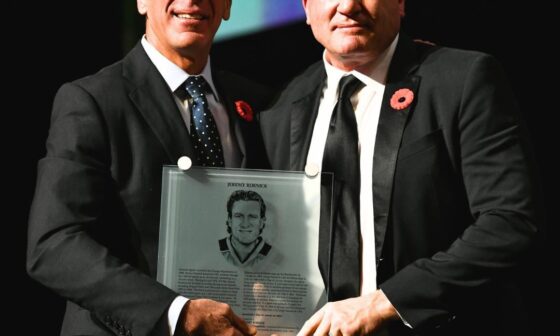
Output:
top-left (373, 35), bottom-right (421, 259)
top-left (289, 63), bottom-right (327, 171)
top-left (124, 43), bottom-right (195, 163)
top-left (289, 87), bottom-right (324, 171)
top-left (212, 69), bottom-right (248, 167)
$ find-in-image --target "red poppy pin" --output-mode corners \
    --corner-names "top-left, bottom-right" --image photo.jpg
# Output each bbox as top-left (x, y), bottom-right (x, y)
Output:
top-left (235, 100), bottom-right (253, 122)
top-left (390, 88), bottom-right (414, 110)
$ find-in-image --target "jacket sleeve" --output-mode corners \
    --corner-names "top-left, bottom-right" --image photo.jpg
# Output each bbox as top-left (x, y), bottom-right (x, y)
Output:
top-left (380, 54), bottom-right (539, 328)
top-left (27, 82), bottom-right (177, 336)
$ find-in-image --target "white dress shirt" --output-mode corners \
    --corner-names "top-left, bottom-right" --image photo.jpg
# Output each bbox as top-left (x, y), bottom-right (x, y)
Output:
top-left (306, 35), bottom-right (398, 296)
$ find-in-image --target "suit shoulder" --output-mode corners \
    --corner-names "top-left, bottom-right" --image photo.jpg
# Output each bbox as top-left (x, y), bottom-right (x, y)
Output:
top-left (266, 61), bottom-right (324, 108)
top-left (52, 59), bottom-right (126, 106)
top-left (51, 59), bottom-right (134, 117)
top-left (281, 61), bottom-right (324, 97)
top-left (418, 44), bottom-right (501, 76)
top-left (259, 61), bottom-right (323, 125)
top-left (216, 69), bottom-right (269, 91)
top-left (411, 43), bottom-right (509, 98)
top-left (70, 60), bottom-right (128, 93)
top-left (213, 69), bottom-right (275, 109)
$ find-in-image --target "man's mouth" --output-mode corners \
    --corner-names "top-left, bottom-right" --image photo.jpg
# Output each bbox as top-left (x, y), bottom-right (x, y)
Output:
top-left (335, 23), bottom-right (366, 30)
top-left (174, 13), bottom-right (206, 20)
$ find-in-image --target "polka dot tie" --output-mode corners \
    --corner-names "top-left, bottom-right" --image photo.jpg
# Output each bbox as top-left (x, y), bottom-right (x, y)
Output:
top-left (184, 76), bottom-right (225, 167)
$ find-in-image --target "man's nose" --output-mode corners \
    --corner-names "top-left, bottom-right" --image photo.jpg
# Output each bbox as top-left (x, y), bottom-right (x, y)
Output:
top-left (337, 0), bottom-right (362, 15)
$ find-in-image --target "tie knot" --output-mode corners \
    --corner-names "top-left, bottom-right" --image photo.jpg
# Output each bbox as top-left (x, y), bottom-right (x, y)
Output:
top-left (337, 75), bottom-right (363, 101)
top-left (185, 76), bottom-right (210, 99)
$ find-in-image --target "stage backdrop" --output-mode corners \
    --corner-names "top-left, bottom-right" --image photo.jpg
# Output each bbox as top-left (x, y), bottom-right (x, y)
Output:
top-left (216, 0), bottom-right (305, 41)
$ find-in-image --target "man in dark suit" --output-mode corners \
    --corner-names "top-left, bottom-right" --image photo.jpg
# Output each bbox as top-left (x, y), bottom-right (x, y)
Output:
top-left (260, 0), bottom-right (539, 335)
top-left (26, 1), bottom-right (272, 335)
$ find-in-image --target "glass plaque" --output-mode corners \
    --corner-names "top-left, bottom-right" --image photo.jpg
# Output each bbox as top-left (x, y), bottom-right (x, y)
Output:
top-left (157, 167), bottom-right (328, 335)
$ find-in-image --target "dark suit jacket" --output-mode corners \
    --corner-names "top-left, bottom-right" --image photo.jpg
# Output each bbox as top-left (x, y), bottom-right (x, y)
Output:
top-left (260, 34), bottom-right (539, 335)
top-left (27, 42), bottom-right (273, 336)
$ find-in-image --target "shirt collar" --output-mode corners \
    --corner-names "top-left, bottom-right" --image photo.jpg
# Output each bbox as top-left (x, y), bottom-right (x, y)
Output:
top-left (323, 33), bottom-right (399, 92)
top-left (141, 36), bottom-right (220, 100)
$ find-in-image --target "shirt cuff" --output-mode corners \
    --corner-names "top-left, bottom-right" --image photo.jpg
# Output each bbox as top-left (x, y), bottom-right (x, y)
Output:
top-left (168, 296), bottom-right (189, 336)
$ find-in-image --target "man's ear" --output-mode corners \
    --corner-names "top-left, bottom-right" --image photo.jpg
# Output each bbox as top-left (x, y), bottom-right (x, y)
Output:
top-left (302, 0), bottom-right (311, 25)
top-left (137, 0), bottom-right (147, 15)
top-left (223, 0), bottom-right (232, 20)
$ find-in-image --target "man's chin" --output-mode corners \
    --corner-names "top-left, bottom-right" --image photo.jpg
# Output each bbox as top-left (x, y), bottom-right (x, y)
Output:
top-left (236, 237), bottom-right (258, 245)
top-left (173, 33), bottom-right (212, 50)
top-left (328, 33), bottom-right (373, 52)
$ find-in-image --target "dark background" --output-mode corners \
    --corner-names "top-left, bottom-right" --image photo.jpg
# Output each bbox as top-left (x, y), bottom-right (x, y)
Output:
top-left (8, 1), bottom-right (554, 335)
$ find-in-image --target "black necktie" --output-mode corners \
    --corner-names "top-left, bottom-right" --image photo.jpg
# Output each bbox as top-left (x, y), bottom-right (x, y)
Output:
top-left (322, 74), bottom-right (363, 300)
top-left (184, 76), bottom-right (225, 167)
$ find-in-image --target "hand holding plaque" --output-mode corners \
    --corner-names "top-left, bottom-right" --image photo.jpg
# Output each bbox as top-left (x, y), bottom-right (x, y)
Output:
top-left (158, 167), bottom-right (330, 336)
top-left (176, 298), bottom-right (257, 336)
